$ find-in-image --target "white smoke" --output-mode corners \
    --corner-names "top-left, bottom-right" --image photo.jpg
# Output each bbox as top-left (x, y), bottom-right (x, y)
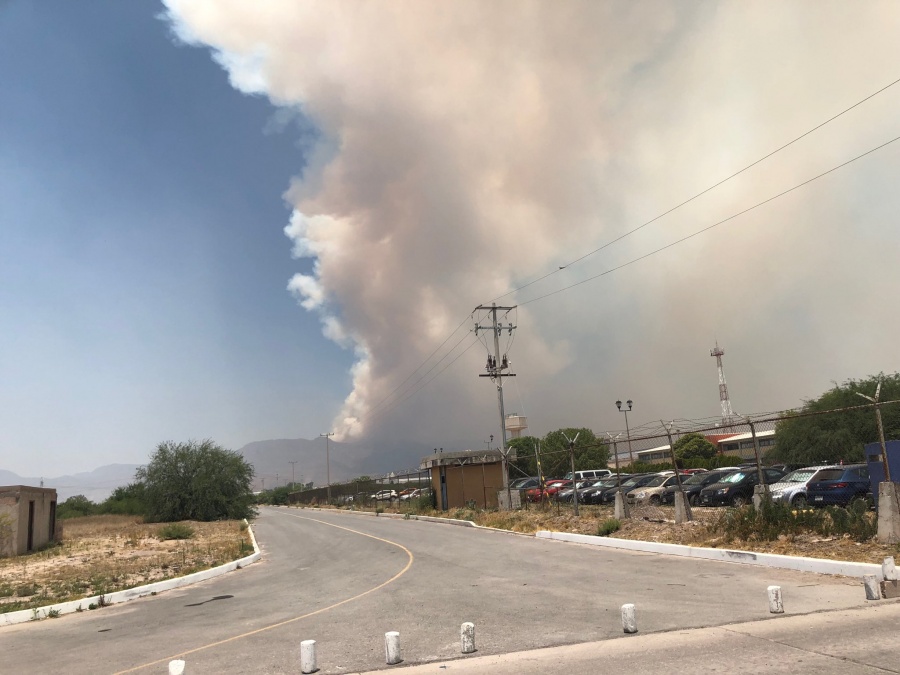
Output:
top-left (163, 1), bottom-right (900, 444)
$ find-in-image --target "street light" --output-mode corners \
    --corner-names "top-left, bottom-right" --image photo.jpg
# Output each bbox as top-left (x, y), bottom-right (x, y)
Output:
top-left (320, 432), bottom-right (334, 502)
top-left (615, 399), bottom-right (635, 466)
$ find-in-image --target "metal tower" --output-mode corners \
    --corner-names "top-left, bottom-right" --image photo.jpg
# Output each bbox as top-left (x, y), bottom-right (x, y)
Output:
top-left (710, 342), bottom-right (736, 424)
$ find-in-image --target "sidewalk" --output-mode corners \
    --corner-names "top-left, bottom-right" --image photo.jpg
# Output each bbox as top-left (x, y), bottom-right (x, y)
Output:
top-left (353, 601), bottom-right (900, 674)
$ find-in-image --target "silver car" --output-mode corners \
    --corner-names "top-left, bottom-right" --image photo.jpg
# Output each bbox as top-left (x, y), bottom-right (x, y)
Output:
top-left (768, 466), bottom-right (840, 507)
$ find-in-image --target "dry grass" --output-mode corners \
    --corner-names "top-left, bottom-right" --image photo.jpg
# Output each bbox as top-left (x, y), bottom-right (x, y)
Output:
top-left (323, 502), bottom-right (900, 564)
top-left (0, 515), bottom-right (250, 614)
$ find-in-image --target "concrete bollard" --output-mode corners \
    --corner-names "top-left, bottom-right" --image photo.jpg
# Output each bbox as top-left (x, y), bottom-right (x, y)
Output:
top-left (614, 491), bottom-right (630, 519)
top-left (883, 556), bottom-right (898, 581)
top-left (385, 631), bottom-right (402, 665)
top-left (621, 603), bottom-right (637, 634)
top-left (168, 660), bottom-right (185, 675)
top-left (673, 490), bottom-right (692, 524)
top-left (767, 586), bottom-right (784, 614)
top-left (864, 574), bottom-right (881, 600)
top-left (300, 639), bottom-right (317, 674)
top-left (461, 622), bottom-right (476, 654)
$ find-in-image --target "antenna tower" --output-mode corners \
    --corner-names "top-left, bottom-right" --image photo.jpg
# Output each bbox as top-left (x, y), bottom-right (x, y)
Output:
top-left (710, 341), bottom-right (736, 425)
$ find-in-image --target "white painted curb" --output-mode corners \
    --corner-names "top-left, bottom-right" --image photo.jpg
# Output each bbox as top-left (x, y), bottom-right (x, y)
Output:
top-left (294, 506), bottom-right (525, 536)
top-left (535, 530), bottom-right (884, 579)
top-left (0, 519), bottom-right (261, 627)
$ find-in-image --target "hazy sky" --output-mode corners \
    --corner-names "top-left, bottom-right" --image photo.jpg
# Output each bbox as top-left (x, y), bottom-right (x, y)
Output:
top-left (3, 1), bottom-right (900, 477)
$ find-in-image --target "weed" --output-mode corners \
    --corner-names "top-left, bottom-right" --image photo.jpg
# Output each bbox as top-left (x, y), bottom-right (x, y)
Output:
top-left (47, 607), bottom-right (60, 618)
top-left (158, 523), bottom-right (194, 540)
top-left (597, 518), bottom-right (622, 537)
top-left (30, 608), bottom-right (41, 621)
top-left (15, 583), bottom-right (36, 598)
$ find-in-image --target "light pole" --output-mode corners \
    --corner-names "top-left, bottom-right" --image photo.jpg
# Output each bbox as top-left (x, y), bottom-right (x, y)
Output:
top-left (616, 399), bottom-right (635, 466)
top-left (289, 460), bottom-right (298, 489)
top-left (320, 432), bottom-right (334, 502)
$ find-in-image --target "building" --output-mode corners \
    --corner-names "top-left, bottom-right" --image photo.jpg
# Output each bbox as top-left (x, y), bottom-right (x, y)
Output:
top-left (716, 429), bottom-right (776, 460)
top-left (419, 449), bottom-right (507, 510)
top-left (0, 486), bottom-right (58, 557)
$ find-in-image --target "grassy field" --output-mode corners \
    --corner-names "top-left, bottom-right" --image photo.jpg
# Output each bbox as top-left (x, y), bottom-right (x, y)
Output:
top-left (0, 515), bottom-right (251, 614)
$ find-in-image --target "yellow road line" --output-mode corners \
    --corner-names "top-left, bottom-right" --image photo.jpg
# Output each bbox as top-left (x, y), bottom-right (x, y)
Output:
top-left (115, 511), bottom-right (414, 674)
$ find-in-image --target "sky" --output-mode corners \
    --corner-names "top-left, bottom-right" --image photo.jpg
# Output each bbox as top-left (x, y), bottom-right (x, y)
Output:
top-left (3, 1), bottom-right (900, 478)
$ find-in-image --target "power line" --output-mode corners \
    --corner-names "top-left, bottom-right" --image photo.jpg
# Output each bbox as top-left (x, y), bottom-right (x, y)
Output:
top-left (519, 133), bottom-right (900, 306)
top-left (493, 74), bottom-right (900, 304)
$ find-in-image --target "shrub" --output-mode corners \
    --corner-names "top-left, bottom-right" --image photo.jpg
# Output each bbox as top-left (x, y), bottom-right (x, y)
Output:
top-left (158, 523), bottom-right (195, 540)
top-left (597, 518), bottom-right (621, 537)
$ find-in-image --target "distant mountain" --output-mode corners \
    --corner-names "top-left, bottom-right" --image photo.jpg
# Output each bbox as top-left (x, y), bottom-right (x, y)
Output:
top-left (0, 464), bottom-right (140, 502)
top-left (0, 436), bottom-right (456, 501)
top-left (238, 437), bottom-right (435, 490)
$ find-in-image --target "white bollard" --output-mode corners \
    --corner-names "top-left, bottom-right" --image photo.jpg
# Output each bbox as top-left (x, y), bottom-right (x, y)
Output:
top-left (864, 574), bottom-right (881, 600)
top-left (385, 631), bottom-right (402, 665)
top-left (621, 603), bottom-right (637, 634)
top-left (461, 622), bottom-right (476, 654)
top-left (883, 556), bottom-right (898, 581)
top-left (767, 585), bottom-right (784, 614)
top-left (168, 660), bottom-right (185, 675)
top-left (300, 639), bottom-right (317, 674)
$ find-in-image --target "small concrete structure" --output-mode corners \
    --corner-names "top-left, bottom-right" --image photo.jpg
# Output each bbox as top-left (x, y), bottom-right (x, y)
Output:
top-left (0, 485), bottom-right (58, 557)
top-left (420, 450), bottom-right (507, 510)
top-left (300, 639), bottom-right (317, 673)
top-left (876, 482), bottom-right (900, 544)
top-left (460, 622), bottom-right (476, 654)
top-left (621, 603), bottom-right (637, 633)
top-left (767, 585), bottom-right (784, 613)
top-left (385, 631), bottom-right (402, 665)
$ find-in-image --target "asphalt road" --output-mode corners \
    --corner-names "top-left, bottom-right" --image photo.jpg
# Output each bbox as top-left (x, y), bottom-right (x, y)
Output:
top-left (0, 506), bottom-right (878, 673)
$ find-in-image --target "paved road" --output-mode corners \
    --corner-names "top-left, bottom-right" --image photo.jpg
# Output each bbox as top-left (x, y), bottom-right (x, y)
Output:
top-left (0, 507), bottom-right (880, 673)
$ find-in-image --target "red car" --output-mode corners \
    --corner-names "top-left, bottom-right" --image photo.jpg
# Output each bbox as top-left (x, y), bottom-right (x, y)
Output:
top-left (526, 479), bottom-right (572, 502)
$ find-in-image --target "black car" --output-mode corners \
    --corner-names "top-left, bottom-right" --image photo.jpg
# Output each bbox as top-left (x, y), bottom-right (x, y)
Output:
top-left (660, 469), bottom-right (737, 506)
top-left (581, 476), bottom-right (632, 504)
top-left (805, 464), bottom-right (871, 507)
top-left (594, 473), bottom-right (658, 505)
top-left (698, 468), bottom-right (787, 507)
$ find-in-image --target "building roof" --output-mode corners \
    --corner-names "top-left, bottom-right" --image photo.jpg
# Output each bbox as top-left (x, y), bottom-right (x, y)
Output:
top-left (716, 429), bottom-right (776, 443)
top-left (419, 448), bottom-right (512, 470)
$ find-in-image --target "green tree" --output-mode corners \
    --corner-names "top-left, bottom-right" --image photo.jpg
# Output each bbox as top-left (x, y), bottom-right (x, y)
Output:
top-left (135, 440), bottom-right (256, 522)
top-left (57, 495), bottom-right (97, 519)
top-left (768, 373), bottom-right (900, 465)
top-left (508, 436), bottom-right (542, 477)
top-left (100, 482), bottom-right (146, 516)
top-left (673, 433), bottom-right (717, 461)
top-left (539, 428), bottom-right (606, 478)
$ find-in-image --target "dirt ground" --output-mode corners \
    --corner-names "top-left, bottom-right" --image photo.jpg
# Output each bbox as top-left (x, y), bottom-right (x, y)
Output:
top-left (0, 515), bottom-right (249, 614)
top-left (341, 502), bottom-right (900, 565)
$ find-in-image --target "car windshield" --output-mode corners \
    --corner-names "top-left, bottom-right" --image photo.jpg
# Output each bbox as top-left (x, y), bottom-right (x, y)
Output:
top-left (621, 477), bottom-right (644, 488)
top-left (646, 476), bottom-right (667, 487)
top-left (720, 472), bottom-right (748, 484)
top-left (683, 474), bottom-right (708, 485)
top-left (780, 470), bottom-right (816, 483)
top-left (595, 478), bottom-right (617, 487)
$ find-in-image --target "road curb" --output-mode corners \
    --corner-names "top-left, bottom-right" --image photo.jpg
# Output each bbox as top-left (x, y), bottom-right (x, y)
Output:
top-left (291, 506), bottom-right (526, 536)
top-left (535, 530), bottom-right (884, 579)
top-left (0, 519), bottom-right (261, 627)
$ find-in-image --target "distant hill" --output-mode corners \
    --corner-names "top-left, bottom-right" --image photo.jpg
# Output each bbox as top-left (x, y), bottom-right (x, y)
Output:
top-left (0, 464), bottom-right (140, 502)
top-left (0, 436), bottom-right (463, 501)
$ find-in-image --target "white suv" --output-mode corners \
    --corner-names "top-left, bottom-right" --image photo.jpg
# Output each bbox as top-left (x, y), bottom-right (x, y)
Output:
top-left (371, 490), bottom-right (397, 501)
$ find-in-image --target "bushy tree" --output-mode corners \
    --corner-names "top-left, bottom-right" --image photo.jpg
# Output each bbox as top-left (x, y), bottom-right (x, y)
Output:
top-left (101, 482), bottom-right (147, 516)
top-left (768, 373), bottom-right (900, 465)
top-left (508, 429), bottom-right (608, 479)
top-left (136, 440), bottom-right (256, 522)
top-left (673, 433), bottom-right (717, 461)
top-left (57, 495), bottom-right (97, 519)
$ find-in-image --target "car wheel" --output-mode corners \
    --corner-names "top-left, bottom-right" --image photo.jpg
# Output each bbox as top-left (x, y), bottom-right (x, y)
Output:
top-left (731, 494), bottom-right (748, 507)
top-left (791, 495), bottom-right (807, 509)
top-left (649, 495), bottom-right (661, 506)
top-left (688, 493), bottom-right (698, 507)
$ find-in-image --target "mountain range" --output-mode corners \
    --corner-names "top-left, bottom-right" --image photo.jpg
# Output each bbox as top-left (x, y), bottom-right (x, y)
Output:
top-left (0, 436), bottom-right (445, 502)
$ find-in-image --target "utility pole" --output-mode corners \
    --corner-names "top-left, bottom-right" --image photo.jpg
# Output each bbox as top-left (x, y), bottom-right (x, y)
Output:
top-left (289, 461), bottom-right (298, 489)
top-left (475, 303), bottom-right (516, 508)
top-left (320, 432), bottom-right (335, 502)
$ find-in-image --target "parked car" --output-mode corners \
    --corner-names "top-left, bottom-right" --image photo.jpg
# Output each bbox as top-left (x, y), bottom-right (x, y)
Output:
top-left (509, 477), bottom-right (541, 490)
top-left (557, 479), bottom-right (600, 502)
top-left (768, 466), bottom-right (839, 507)
top-left (400, 488), bottom-right (430, 501)
top-left (805, 464), bottom-right (872, 507)
top-left (371, 489), bottom-right (398, 501)
top-left (594, 474), bottom-right (658, 505)
top-left (660, 469), bottom-right (739, 506)
top-left (526, 479), bottom-right (572, 502)
top-left (581, 476), bottom-right (633, 504)
top-left (627, 474), bottom-right (690, 506)
top-left (564, 469), bottom-right (613, 481)
top-left (698, 468), bottom-right (787, 507)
